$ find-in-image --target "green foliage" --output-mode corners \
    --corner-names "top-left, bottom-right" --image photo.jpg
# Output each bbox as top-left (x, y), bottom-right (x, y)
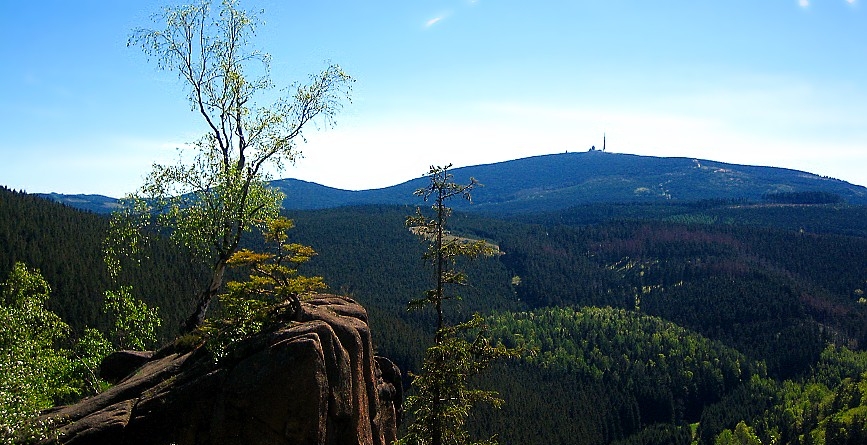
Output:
top-left (497, 220), bottom-right (867, 377)
top-left (103, 197), bottom-right (150, 283)
top-left (200, 217), bottom-right (325, 359)
top-left (0, 263), bottom-right (69, 442)
top-left (405, 165), bottom-right (496, 327)
top-left (763, 191), bottom-right (843, 205)
top-left (714, 421), bottom-right (763, 445)
top-left (104, 286), bottom-right (161, 351)
top-left (279, 204), bottom-right (867, 444)
top-left (0, 186), bottom-right (205, 342)
top-left (706, 347), bottom-right (867, 445)
top-left (520, 201), bottom-right (867, 238)
top-left (0, 263), bottom-right (110, 443)
top-left (399, 315), bottom-right (518, 445)
top-left (223, 217), bottom-right (325, 312)
top-left (486, 306), bottom-right (760, 427)
top-left (124, 0), bottom-right (353, 330)
top-left (611, 424), bottom-right (693, 445)
top-left (102, 198), bottom-right (164, 352)
top-left (69, 328), bottom-right (113, 397)
top-left (400, 165), bottom-right (518, 445)
top-left (11, 175), bottom-right (867, 445)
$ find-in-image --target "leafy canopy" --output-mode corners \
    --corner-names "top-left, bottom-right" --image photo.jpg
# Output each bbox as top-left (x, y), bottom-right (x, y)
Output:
top-left (103, 286), bottom-right (161, 351)
top-left (0, 263), bottom-right (111, 444)
top-left (121, 0), bottom-right (352, 330)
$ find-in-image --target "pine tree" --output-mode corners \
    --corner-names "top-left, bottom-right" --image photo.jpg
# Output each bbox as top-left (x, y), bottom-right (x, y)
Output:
top-left (400, 165), bottom-right (518, 445)
top-left (199, 216), bottom-right (326, 359)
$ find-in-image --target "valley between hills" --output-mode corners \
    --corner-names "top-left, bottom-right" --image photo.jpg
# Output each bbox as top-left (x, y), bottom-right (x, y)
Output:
top-left (6, 151), bottom-right (867, 444)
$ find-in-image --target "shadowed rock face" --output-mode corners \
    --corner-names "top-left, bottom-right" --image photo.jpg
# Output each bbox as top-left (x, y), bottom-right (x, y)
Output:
top-left (40, 296), bottom-right (402, 445)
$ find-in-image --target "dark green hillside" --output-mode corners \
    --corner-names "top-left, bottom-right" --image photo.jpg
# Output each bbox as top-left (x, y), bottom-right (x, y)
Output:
top-left (266, 178), bottom-right (382, 209)
top-left (498, 221), bottom-right (867, 376)
top-left (284, 204), bottom-right (867, 371)
top-left (0, 186), bottom-right (201, 338)
top-left (284, 204), bottom-right (867, 443)
top-left (9, 184), bottom-right (867, 444)
top-left (471, 306), bottom-right (763, 444)
top-left (280, 205), bottom-right (521, 371)
top-left (447, 152), bottom-right (867, 213)
top-left (523, 201), bottom-right (867, 237)
top-left (272, 152), bottom-right (867, 215)
top-left (697, 346), bottom-right (867, 445)
top-left (270, 152), bottom-right (867, 214)
top-left (41, 152), bottom-right (867, 216)
top-left (38, 192), bottom-right (122, 214)
top-left (684, 203), bottom-right (867, 237)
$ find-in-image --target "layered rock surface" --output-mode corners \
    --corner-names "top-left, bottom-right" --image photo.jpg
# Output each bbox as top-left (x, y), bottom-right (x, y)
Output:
top-left (40, 295), bottom-right (402, 445)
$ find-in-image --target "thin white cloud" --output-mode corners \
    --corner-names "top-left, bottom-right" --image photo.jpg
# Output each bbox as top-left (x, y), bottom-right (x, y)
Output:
top-left (425, 8), bottom-right (457, 28)
top-left (425, 16), bottom-right (444, 27)
top-left (799, 0), bottom-right (809, 8)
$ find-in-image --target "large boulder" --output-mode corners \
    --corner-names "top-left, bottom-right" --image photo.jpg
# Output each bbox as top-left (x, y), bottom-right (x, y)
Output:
top-left (40, 295), bottom-right (402, 445)
top-left (98, 350), bottom-right (154, 384)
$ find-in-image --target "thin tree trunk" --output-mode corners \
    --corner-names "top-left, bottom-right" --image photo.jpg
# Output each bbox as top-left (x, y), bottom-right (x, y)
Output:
top-left (182, 260), bottom-right (226, 333)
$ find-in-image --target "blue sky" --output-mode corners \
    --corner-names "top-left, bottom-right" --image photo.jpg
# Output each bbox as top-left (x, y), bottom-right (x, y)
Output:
top-left (1, 0), bottom-right (865, 195)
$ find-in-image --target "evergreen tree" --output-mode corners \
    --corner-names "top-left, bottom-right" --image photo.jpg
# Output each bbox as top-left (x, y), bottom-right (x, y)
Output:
top-left (200, 216), bottom-right (326, 359)
top-left (400, 165), bottom-right (518, 445)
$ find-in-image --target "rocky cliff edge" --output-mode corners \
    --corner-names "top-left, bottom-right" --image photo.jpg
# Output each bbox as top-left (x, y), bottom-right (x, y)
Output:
top-left (39, 295), bottom-right (402, 445)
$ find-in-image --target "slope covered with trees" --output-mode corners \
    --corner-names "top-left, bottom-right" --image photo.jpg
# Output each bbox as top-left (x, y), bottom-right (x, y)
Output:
top-left (0, 186), bottom-right (201, 338)
top-left (473, 306), bottom-right (762, 444)
top-left (269, 152), bottom-right (867, 213)
top-left (6, 181), bottom-right (867, 443)
top-left (282, 203), bottom-right (867, 444)
top-left (496, 219), bottom-right (867, 377)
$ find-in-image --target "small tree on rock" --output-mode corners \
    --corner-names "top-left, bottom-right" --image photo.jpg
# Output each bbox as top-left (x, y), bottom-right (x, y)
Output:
top-left (200, 216), bottom-right (326, 359)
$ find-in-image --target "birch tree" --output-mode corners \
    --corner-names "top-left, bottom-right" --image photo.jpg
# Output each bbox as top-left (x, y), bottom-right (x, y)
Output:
top-left (124, 0), bottom-right (352, 331)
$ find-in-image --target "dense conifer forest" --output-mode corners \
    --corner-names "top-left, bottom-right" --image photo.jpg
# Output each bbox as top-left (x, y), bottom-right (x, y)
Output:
top-left (3, 183), bottom-right (867, 444)
top-left (282, 203), bottom-right (867, 444)
top-left (0, 186), bottom-right (202, 338)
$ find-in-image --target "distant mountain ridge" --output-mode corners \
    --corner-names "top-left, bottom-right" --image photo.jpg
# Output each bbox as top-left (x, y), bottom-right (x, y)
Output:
top-left (37, 192), bottom-right (122, 214)
top-left (38, 152), bottom-right (867, 214)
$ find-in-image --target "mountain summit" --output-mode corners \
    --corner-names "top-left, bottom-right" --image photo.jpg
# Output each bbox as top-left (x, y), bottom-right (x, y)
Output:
top-left (271, 152), bottom-right (867, 214)
top-left (40, 152), bottom-right (867, 214)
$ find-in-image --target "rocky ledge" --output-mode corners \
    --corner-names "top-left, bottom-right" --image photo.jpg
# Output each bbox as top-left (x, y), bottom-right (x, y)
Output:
top-left (39, 295), bottom-right (402, 445)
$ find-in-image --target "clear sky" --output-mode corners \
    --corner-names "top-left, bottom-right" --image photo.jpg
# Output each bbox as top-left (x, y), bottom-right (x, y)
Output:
top-left (1, 0), bottom-right (865, 196)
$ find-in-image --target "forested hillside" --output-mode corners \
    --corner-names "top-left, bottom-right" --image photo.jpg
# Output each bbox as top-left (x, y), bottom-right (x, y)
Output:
top-left (6, 184), bottom-right (867, 444)
top-left (39, 152), bottom-right (867, 215)
top-left (472, 306), bottom-right (762, 444)
top-left (0, 186), bottom-right (202, 338)
top-left (283, 202), bottom-right (867, 444)
top-left (269, 153), bottom-right (867, 213)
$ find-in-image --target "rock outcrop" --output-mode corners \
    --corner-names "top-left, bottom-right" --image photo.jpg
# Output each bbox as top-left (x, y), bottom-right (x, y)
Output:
top-left (40, 295), bottom-right (402, 445)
